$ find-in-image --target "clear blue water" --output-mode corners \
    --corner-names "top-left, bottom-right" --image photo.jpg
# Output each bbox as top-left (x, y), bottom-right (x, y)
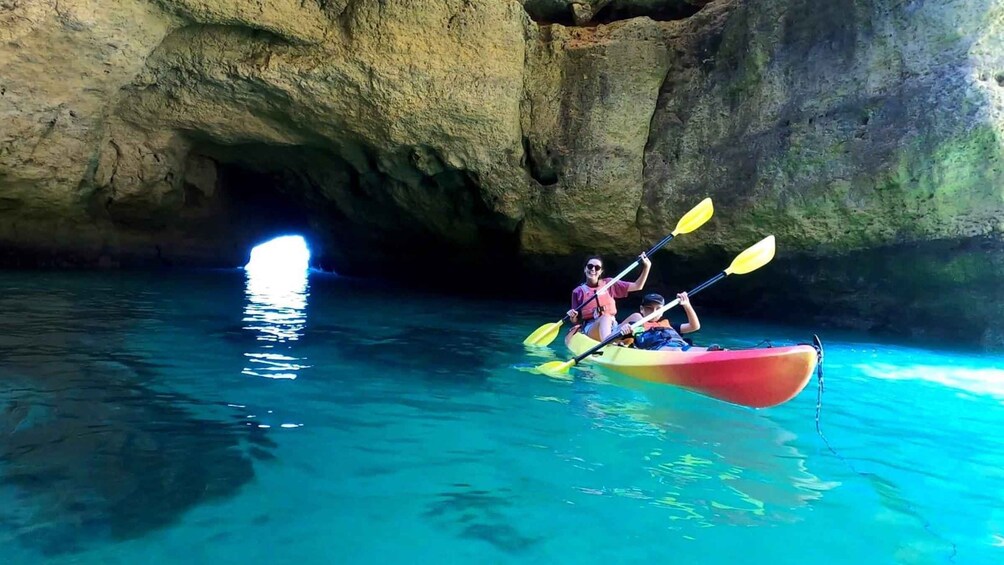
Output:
top-left (1, 268), bottom-right (1002, 564)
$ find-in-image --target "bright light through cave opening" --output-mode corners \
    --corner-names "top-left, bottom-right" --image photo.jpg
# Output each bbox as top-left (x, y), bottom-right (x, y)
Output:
top-left (241, 235), bottom-right (311, 381)
top-left (245, 235), bottom-right (311, 273)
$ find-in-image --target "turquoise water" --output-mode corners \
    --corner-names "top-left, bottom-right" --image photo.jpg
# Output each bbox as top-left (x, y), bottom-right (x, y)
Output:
top-left (0, 268), bottom-right (1002, 564)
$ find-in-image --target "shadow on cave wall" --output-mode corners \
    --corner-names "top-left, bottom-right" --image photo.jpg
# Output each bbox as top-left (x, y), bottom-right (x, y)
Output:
top-left (521, 0), bottom-right (709, 26)
top-left (521, 236), bottom-right (1003, 349)
top-left (651, 238), bottom-right (1004, 347)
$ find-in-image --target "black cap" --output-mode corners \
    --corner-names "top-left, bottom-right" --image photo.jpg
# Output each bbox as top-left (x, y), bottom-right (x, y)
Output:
top-left (642, 293), bottom-right (665, 306)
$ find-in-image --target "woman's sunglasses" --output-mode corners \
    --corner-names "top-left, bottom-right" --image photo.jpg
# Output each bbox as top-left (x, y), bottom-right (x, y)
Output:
top-left (585, 264), bottom-right (603, 271)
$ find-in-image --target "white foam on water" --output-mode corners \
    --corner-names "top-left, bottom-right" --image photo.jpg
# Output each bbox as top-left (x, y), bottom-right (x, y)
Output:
top-left (856, 362), bottom-right (1004, 399)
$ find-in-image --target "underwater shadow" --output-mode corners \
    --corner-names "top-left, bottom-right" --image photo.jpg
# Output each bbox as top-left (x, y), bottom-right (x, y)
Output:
top-left (0, 351), bottom-right (273, 556)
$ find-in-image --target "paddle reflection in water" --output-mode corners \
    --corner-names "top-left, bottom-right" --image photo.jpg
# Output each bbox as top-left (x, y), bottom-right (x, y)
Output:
top-left (561, 368), bottom-right (838, 528)
top-left (241, 243), bottom-right (311, 380)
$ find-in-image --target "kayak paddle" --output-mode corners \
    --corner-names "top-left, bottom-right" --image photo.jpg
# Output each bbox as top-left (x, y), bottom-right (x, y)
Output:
top-left (522, 197), bottom-right (714, 347)
top-left (535, 235), bottom-right (776, 375)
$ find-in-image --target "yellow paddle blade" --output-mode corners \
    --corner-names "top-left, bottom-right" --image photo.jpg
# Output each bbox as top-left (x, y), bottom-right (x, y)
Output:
top-left (535, 359), bottom-right (574, 375)
top-left (522, 320), bottom-right (563, 347)
top-left (725, 235), bottom-right (776, 275)
top-left (671, 198), bottom-right (714, 235)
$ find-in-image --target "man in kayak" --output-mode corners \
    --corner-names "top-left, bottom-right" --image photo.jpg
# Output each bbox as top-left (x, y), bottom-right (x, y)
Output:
top-left (617, 292), bottom-right (704, 350)
top-left (567, 253), bottom-right (652, 341)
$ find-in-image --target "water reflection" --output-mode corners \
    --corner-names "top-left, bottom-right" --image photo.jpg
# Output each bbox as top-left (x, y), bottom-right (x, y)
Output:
top-left (563, 371), bottom-right (838, 527)
top-left (242, 261), bottom-right (310, 380)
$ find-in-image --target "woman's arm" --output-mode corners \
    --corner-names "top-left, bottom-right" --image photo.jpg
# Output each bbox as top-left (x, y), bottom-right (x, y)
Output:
top-left (626, 252), bottom-right (652, 292)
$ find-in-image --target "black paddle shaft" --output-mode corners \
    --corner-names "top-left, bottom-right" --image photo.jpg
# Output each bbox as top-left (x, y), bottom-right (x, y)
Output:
top-left (645, 233), bottom-right (677, 257)
top-left (687, 271), bottom-right (726, 297)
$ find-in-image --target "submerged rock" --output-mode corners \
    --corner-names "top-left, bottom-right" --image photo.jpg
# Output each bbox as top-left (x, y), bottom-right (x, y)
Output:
top-left (0, 362), bottom-right (264, 555)
top-left (0, 284), bottom-right (268, 556)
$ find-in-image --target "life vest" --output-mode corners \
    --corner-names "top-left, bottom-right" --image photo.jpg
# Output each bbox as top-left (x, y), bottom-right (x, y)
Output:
top-left (634, 325), bottom-right (689, 350)
top-left (575, 281), bottom-right (618, 321)
top-left (619, 320), bottom-right (671, 348)
top-left (641, 319), bottom-right (671, 331)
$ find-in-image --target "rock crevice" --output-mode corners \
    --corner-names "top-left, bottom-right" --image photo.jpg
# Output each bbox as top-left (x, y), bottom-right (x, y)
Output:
top-left (522, 0), bottom-right (713, 26)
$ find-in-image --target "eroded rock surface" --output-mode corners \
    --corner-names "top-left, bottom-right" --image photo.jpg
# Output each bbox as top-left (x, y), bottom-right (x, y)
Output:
top-left (1, 0), bottom-right (1002, 345)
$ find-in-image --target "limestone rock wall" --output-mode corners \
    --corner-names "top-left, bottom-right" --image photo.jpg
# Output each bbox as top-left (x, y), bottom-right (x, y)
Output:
top-left (1, 0), bottom-right (1002, 346)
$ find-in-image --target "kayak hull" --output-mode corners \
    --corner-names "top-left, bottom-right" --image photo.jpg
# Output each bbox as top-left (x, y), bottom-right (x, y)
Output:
top-left (565, 332), bottom-right (817, 408)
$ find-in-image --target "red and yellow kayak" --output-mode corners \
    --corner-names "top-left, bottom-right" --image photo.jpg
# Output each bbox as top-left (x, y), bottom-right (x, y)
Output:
top-left (565, 332), bottom-right (819, 408)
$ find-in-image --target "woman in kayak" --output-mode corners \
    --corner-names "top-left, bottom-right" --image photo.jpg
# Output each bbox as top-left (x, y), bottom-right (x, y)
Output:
top-left (617, 292), bottom-right (704, 350)
top-left (567, 253), bottom-right (652, 341)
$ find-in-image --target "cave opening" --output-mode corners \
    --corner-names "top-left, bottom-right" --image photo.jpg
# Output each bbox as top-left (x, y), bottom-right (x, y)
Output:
top-left (186, 142), bottom-right (335, 272)
top-left (185, 140), bottom-right (526, 296)
top-left (245, 235), bottom-right (312, 274)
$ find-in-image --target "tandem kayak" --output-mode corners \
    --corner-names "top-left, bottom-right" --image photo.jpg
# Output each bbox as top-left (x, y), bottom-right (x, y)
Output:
top-left (565, 331), bottom-right (820, 408)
